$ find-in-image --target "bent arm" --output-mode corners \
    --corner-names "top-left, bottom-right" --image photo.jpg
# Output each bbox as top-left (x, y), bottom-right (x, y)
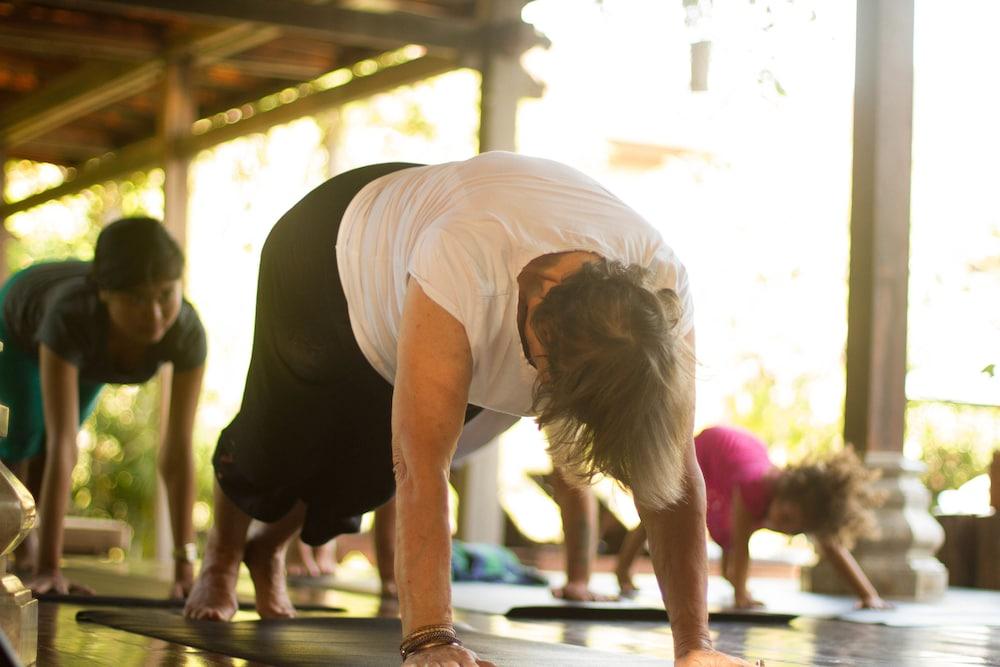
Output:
top-left (37, 344), bottom-right (83, 575)
top-left (392, 281), bottom-right (472, 634)
top-left (160, 364), bottom-right (204, 579)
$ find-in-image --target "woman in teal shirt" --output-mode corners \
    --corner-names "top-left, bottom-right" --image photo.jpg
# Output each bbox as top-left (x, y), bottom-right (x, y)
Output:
top-left (0, 217), bottom-right (207, 597)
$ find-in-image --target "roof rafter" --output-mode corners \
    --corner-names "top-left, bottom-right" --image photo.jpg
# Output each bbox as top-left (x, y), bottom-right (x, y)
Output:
top-left (1, 55), bottom-right (458, 219)
top-left (0, 23), bottom-right (282, 148)
top-left (39, 0), bottom-right (478, 53)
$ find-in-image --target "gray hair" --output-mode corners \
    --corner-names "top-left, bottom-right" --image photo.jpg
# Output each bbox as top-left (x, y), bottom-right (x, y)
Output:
top-left (531, 259), bottom-right (694, 510)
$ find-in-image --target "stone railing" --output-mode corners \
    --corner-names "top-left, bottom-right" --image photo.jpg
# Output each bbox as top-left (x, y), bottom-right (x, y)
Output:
top-left (0, 340), bottom-right (38, 664)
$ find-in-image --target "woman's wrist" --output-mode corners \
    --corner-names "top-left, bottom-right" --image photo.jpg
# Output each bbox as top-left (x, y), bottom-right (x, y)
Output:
top-left (399, 624), bottom-right (462, 660)
top-left (172, 542), bottom-right (197, 563)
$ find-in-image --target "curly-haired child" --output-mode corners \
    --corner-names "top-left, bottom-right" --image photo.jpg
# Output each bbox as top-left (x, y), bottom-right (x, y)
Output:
top-left (615, 425), bottom-right (890, 609)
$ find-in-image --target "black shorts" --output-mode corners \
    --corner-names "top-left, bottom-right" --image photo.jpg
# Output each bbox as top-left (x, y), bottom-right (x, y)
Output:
top-left (214, 162), bottom-right (481, 545)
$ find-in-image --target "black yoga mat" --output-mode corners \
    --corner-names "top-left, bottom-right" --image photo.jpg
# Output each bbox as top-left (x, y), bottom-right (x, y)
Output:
top-left (439, 580), bottom-right (800, 624)
top-left (39, 592), bottom-right (345, 613)
top-left (76, 609), bottom-right (664, 665)
top-left (505, 604), bottom-right (797, 624)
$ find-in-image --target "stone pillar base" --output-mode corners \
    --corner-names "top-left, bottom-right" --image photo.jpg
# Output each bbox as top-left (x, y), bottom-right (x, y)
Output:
top-left (801, 450), bottom-right (948, 601)
top-left (0, 457), bottom-right (39, 664)
top-left (0, 570), bottom-right (37, 665)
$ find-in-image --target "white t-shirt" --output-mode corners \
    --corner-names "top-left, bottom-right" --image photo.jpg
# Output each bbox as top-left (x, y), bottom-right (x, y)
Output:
top-left (336, 151), bottom-right (693, 418)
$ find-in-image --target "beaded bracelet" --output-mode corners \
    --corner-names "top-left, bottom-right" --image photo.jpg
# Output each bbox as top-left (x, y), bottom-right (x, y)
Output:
top-left (401, 636), bottom-right (464, 661)
top-left (400, 630), bottom-right (459, 657)
top-left (399, 625), bottom-right (462, 660)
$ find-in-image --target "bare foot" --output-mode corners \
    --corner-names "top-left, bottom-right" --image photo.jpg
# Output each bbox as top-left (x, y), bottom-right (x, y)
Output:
top-left (551, 581), bottom-right (618, 602)
top-left (286, 539), bottom-right (320, 578)
top-left (184, 566), bottom-right (239, 621)
top-left (313, 541), bottom-right (337, 576)
top-left (244, 538), bottom-right (296, 619)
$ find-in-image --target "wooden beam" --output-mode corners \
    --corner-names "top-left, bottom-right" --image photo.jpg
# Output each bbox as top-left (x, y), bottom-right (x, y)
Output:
top-left (0, 55), bottom-right (457, 218)
top-left (0, 24), bottom-right (158, 60)
top-left (0, 61), bottom-right (162, 148)
top-left (1, 138), bottom-right (161, 218)
top-left (843, 0), bottom-right (915, 454)
top-left (41, 0), bottom-right (478, 53)
top-left (183, 55), bottom-right (456, 153)
top-left (0, 24), bottom-right (282, 148)
top-left (161, 58), bottom-right (194, 248)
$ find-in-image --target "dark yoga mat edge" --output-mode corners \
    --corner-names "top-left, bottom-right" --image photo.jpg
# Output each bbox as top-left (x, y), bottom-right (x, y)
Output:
top-left (41, 592), bottom-right (345, 613)
top-left (505, 605), bottom-right (796, 624)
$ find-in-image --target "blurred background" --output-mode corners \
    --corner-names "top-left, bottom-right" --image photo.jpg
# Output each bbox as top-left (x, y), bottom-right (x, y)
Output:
top-left (3, 0), bottom-right (998, 564)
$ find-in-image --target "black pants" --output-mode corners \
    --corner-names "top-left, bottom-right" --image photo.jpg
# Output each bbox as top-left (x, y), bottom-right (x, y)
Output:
top-left (213, 162), bottom-right (480, 545)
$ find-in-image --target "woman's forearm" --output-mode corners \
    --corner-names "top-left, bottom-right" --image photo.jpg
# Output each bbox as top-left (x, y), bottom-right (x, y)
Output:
top-left (159, 436), bottom-right (195, 549)
top-left (37, 436), bottom-right (78, 572)
top-left (640, 462), bottom-right (712, 658)
top-left (823, 541), bottom-right (879, 600)
top-left (374, 496), bottom-right (396, 585)
top-left (395, 469), bottom-right (453, 633)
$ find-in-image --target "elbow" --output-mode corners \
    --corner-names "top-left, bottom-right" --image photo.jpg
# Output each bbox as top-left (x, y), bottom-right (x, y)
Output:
top-left (391, 448), bottom-right (449, 502)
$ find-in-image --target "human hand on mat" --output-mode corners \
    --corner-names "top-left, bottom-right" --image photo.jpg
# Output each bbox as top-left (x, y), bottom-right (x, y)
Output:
top-left (551, 581), bottom-right (618, 602)
top-left (170, 560), bottom-right (195, 599)
top-left (402, 643), bottom-right (496, 667)
top-left (857, 594), bottom-right (893, 610)
top-left (27, 569), bottom-right (96, 596)
top-left (675, 648), bottom-right (757, 666)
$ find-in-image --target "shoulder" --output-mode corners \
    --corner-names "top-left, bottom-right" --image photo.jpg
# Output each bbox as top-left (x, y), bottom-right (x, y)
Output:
top-left (168, 299), bottom-right (207, 342)
top-left (44, 274), bottom-right (100, 323)
top-left (158, 299), bottom-right (207, 369)
top-left (413, 220), bottom-right (514, 293)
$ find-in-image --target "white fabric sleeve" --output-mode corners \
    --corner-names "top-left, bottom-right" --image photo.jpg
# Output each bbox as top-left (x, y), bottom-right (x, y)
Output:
top-left (407, 227), bottom-right (475, 330)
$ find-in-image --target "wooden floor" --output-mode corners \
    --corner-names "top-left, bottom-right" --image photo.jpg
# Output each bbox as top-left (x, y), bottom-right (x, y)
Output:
top-left (28, 559), bottom-right (1000, 666)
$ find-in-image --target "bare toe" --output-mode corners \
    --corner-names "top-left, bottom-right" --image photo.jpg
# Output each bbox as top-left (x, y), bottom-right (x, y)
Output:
top-left (184, 569), bottom-right (239, 621)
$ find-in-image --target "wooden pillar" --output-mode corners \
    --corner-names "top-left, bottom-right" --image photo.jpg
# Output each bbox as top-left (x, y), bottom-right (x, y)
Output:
top-left (803, 0), bottom-right (947, 599)
top-left (843, 0), bottom-right (913, 456)
top-left (154, 56), bottom-right (195, 565)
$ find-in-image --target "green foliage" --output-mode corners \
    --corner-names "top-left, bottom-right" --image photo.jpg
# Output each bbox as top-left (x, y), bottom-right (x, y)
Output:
top-left (907, 401), bottom-right (997, 504)
top-left (722, 358), bottom-right (841, 463)
top-left (75, 384), bottom-right (162, 557)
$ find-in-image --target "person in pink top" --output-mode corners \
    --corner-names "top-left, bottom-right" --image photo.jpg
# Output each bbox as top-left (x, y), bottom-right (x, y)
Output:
top-left (615, 425), bottom-right (891, 610)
